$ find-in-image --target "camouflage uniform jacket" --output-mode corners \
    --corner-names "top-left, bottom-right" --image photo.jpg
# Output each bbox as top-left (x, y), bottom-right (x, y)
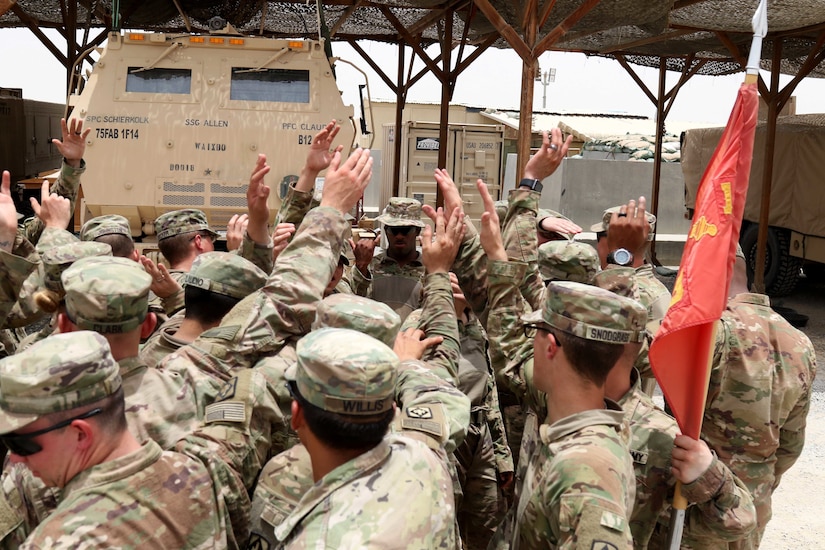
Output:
top-left (618, 371), bottom-right (756, 549)
top-left (274, 182), bottom-right (315, 228)
top-left (248, 272), bottom-right (470, 548)
top-left (693, 292), bottom-right (817, 547)
top-left (635, 265), bottom-right (671, 325)
top-left (257, 353), bottom-right (469, 549)
top-left (5, 227), bottom-right (79, 332)
top-left (139, 310), bottom-right (186, 367)
top-left (458, 315), bottom-right (513, 473)
top-left (512, 403), bottom-right (635, 550)
top-left (501, 188), bottom-right (545, 311)
top-left (0, 237), bottom-right (39, 329)
top-left (18, 441), bottom-right (228, 550)
top-left (20, 160), bottom-right (84, 246)
top-left (348, 250), bottom-right (425, 321)
top-left (158, 206), bottom-right (350, 383)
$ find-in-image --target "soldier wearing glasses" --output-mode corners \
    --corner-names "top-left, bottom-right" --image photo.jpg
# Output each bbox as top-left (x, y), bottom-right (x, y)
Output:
top-left (0, 331), bottom-right (228, 548)
top-left (349, 197), bottom-right (426, 321)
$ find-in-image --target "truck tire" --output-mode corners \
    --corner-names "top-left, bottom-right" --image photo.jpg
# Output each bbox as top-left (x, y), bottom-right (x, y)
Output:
top-left (740, 224), bottom-right (802, 296)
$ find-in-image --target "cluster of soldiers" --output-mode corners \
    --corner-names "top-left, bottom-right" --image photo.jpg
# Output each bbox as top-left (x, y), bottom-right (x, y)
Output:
top-left (0, 118), bottom-right (816, 549)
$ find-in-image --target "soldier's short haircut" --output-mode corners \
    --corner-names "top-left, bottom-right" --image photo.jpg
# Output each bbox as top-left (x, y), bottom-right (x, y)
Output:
top-left (556, 331), bottom-right (624, 386)
top-left (44, 386), bottom-right (127, 439)
top-left (184, 286), bottom-right (240, 325)
top-left (289, 381), bottom-right (393, 450)
top-left (95, 234), bottom-right (135, 258)
top-left (158, 230), bottom-right (212, 265)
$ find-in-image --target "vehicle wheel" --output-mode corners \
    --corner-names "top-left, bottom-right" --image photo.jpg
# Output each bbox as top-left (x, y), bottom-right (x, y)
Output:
top-left (740, 224), bottom-right (802, 296)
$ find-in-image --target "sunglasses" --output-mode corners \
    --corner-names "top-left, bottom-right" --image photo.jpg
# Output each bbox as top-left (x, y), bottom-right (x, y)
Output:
top-left (386, 226), bottom-right (416, 236)
top-left (522, 323), bottom-right (562, 347)
top-left (0, 408), bottom-right (103, 457)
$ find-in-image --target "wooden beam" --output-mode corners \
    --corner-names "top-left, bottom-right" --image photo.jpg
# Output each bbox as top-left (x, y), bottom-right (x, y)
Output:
top-left (346, 39), bottom-right (399, 92)
top-left (776, 31), bottom-right (825, 110)
top-left (521, 0), bottom-right (539, 31)
top-left (454, 33), bottom-right (498, 76)
top-left (614, 53), bottom-right (657, 105)
top-left (330, 0), bottom-right (363, 37)
top-left (380, 5), bottom-right (445, 81)
top-left (672, 0), bottom-right (715, 9)
top-left (472, 0), bottom-right (532, 62)
top-left (406, 0), bottom-right (468, 38)
top-left (534, 0), bottom-right (602, 56)
top-left (516, 1), bottom-right (538, 181)
top-left (538, 0), bottom-right (559, 28)
top-left (10, 3), bottom-right (68, 66)
top-left (715, 31), bottom-right (770, 98)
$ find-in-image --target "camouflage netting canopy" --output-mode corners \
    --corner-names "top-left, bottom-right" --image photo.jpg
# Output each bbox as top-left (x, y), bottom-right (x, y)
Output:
top-left (2, 0), bottom-right (825, 77)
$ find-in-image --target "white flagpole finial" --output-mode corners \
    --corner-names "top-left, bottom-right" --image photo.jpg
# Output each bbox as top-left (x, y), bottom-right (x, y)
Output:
top-left (747, 0), bottom-right (769, 75)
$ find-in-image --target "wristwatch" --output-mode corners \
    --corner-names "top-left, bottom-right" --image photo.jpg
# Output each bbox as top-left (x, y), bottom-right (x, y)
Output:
top-left (606, 248), bottom-right (634, 266)
top-left (519, 178), bottom-right (543, 193)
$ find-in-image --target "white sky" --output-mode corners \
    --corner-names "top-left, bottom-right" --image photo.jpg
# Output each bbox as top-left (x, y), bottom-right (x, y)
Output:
top-left (3, 27), bottom-right (825, 126)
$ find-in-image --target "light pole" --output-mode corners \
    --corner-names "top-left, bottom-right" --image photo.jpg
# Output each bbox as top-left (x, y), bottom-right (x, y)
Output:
top-left (541, 68), bottom-right (556, 110)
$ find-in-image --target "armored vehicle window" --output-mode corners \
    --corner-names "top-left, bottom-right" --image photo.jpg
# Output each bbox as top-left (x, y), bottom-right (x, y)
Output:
top-left (126, 67), bottom-right (192, 94)
top-left (230, 68), bottom-right (309, 103)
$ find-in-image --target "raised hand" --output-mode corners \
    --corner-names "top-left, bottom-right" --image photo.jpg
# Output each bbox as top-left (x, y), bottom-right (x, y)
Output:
top-left (421, 206), bottom-right (465, 274)
top-left (0, 171), bottom-right (18, 252)
top-left (476, 179), bottom-right (507, 262)
top-left (53, 118), bottom-right (91, 168)
top-left (393, 327), bottom-right (444, 361)
top-left (319, 148), bottom-right (372, 215)
top-left (523, 128), bottom-right (572, 181)
top-left (246, 154), bottom-right (272, 245)
top-left (225, 213), bottom-right (249, 251)
top-left (30, 179), bottom-right (72, 230)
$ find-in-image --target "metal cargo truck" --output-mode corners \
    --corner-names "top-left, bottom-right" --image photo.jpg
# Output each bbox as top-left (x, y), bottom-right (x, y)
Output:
top-left (682, 114), bottom-right (825, 296)
top-left (0, 88), bottom-right (64, 180)
top-left (68, 25), bottom-right (355, 239)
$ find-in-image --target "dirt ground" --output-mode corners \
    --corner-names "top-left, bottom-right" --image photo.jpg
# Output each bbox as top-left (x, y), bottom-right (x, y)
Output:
top-left (758, 274), bottom-right (825, 548)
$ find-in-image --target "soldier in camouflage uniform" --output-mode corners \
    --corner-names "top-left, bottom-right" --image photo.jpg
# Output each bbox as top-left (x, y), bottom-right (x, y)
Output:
top-left (139, 251), bottom-right (267, 367)
top-left (248, 327), bottom-right (469, 549)
top-left (684, 251), bottom-right (817, 550)
top-left (80, 214), bottom-right (139, 260)
top-left (466, 176), bottom-right (644, 549)
top-left (592, 199), bottom-right (670, 395)
top-left (15, 241), bottom-right (113, 352)
top-left (0, 172), bottom-right (40, 330)
top-left (1, 119), bottom-right (86, 349)
top-left (347, 197), bottom-right (426, 321)
top-left (0, 331), bottom-right (230, 549)
top-left (594, 267), bottom-right (757, 548)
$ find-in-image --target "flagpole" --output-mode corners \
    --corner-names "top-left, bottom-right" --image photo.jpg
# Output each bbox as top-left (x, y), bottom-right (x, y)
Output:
top-left (664, 2), bottom-right (765, 548)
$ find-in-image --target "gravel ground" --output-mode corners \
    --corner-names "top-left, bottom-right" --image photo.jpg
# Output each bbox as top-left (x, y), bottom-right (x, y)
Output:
top-left (759, 274), bottom-right (825, 548)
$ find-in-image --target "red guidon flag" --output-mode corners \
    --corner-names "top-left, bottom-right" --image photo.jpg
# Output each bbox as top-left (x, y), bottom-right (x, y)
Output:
top-left (649, 81), bottom-right (758, 439)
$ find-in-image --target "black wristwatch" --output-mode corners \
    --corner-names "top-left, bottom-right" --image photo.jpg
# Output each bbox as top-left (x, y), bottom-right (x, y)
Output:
top-left (606, 248), bottom-right (634, 266)
top-left (519, 178), bottom-right (543, 193)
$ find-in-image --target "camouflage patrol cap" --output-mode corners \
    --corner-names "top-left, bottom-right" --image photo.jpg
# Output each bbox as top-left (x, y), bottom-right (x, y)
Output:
top-left (62, 256), bottom-right (151, 333)
top-left (590, 206), bottom-right (657, 241)
top-left (154, 209), bottom-right (218, 241)
top-left (41, 241), bottom-right (112, 294)
top-left (286, 328), bottom-right (398, 416)
top-left (183, 252), bottom-right (267, 300)
top-left (35, 229), bottom-right (78, 255)
top-left (312, 294), bottom-right (401, 348)
top-left (0, 331), bottom-right (121, 434)
top-left (80, 214), bottom-right (132, 242)
top-left (538, 240), bottom-right (600, 283)
top-left (591, 267), bottom-right (639, 300)
top-left (522, 281), bottom-right (646, 344)
top-left (376, 197), bottom-right (425, 228)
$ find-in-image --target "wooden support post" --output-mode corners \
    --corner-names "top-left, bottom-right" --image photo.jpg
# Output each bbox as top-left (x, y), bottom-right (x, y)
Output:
top-left (517, 5), bottom-right (537, 180)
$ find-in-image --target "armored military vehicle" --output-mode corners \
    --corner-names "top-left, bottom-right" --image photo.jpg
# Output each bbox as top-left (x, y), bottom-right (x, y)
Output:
top-left (68, 25), bottom-right (355, 239)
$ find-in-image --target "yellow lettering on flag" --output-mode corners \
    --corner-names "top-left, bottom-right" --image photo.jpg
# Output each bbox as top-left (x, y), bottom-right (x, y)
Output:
top-left (688, 216), bottom-right (718, 241)
top-left (720, 182), bottom-right (733, 215)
